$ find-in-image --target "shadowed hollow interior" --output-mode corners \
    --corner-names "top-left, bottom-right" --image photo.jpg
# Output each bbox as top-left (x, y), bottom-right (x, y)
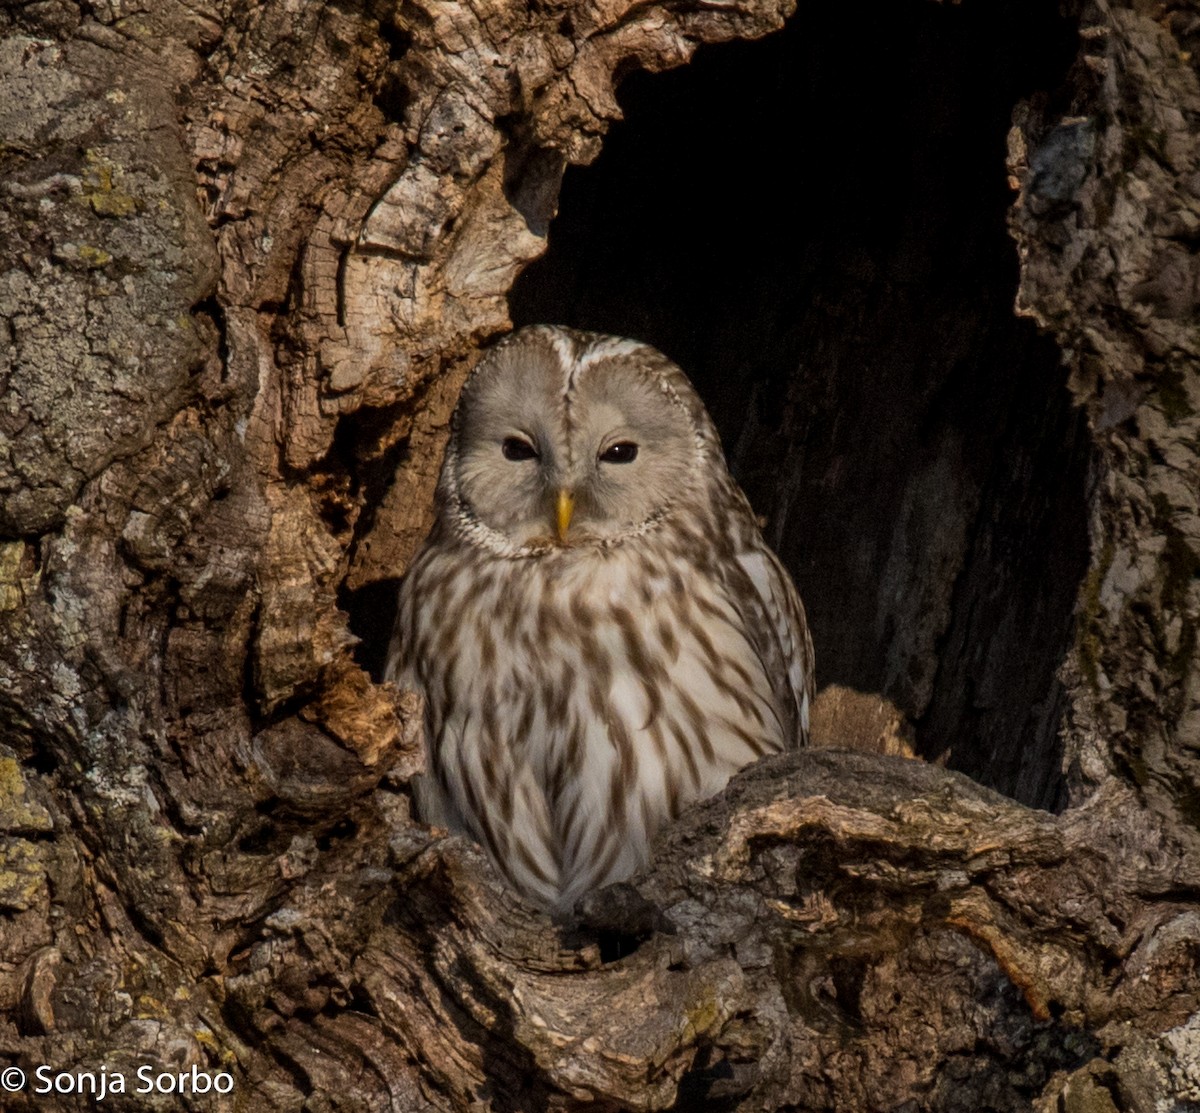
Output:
top-left (509, 0), bottom-right (1092, 810)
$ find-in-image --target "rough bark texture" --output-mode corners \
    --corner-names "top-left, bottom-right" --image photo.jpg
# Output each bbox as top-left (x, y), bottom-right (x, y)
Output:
top-left (0, 1), bottom-right (1197, 1111)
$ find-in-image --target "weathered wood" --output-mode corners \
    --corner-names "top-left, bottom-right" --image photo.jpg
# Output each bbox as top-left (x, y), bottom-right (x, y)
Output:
top-left (0, 0), bottom-right (1197, 1108)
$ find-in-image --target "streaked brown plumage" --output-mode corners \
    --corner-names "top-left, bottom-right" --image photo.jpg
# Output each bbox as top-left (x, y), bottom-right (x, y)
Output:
top-left (385, 325), bottom-right (813, 911)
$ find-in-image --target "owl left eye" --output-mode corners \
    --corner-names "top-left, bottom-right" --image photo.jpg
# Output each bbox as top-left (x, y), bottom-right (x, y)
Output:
top-left (599, 441), bottom-right (638, 464)
top-left (502, 437), bottom-right (539, 461)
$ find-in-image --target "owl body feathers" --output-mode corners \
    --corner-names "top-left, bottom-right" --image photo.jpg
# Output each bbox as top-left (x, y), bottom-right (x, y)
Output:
top-left (386, 326), bottom-right (813, 911)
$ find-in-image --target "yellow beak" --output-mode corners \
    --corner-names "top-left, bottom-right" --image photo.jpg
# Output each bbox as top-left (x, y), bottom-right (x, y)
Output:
top-left (556, 489), bottom-right (575, 543)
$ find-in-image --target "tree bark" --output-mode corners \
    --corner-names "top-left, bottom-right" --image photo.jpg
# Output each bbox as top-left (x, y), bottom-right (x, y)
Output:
top-left (0, 0), bottom-right (1197, 1110)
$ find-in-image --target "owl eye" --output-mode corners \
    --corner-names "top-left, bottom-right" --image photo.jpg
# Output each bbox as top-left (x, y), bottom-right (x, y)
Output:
top-left (502, 436), bottom-right (539, 461)
top-left (599, 441), bottom-right (639, 464)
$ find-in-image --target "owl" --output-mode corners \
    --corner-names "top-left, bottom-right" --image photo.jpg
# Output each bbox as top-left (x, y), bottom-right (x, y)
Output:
top-left (385, 325), bottom-right (813, 912)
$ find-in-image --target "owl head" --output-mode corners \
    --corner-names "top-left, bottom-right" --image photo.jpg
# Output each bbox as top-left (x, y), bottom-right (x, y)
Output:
top-left (439, 326), bottom-right (725, 554)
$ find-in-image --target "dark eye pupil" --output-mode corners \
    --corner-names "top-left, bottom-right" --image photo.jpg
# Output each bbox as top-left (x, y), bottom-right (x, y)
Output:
top-left (502, 437), bottom-right (538, 461)
top-left (600, 442), bottom-right (638, 464)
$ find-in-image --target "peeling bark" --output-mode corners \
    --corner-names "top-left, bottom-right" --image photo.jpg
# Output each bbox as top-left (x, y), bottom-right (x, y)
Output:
top-left (0, 0), bottom-right (1197, 1110)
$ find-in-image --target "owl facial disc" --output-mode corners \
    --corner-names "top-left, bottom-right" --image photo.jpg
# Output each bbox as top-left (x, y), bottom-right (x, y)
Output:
top-left (447, 327), bottom-right (704, 554)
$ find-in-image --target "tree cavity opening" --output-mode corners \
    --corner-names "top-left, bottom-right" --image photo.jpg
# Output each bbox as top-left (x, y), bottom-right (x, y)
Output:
top-left (510, 0), bottom-right (1092, 810)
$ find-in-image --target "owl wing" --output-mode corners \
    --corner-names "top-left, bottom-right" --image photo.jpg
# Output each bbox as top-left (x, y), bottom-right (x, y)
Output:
top-left (733, 547), bottom-right (814, 747)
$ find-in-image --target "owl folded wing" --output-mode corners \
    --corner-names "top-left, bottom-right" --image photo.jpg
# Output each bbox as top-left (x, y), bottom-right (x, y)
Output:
top-left (733, 548), bottom-right (815, 748)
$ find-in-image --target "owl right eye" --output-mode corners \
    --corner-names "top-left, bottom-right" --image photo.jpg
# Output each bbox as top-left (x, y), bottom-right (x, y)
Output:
top-left (502, 436), bottom-right (539, 461)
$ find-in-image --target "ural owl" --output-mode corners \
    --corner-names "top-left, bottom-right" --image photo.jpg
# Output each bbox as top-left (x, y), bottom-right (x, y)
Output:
top-left (386, 325), bottom-right (813, 912)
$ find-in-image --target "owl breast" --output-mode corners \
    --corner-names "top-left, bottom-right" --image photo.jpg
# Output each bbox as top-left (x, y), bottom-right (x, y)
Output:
top-left (395, 538), bottom-right (788, 911)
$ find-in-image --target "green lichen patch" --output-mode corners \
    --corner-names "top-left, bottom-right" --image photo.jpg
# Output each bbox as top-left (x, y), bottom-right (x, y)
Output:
top-left (81, 149), bottom-right (138, 218)
top-left (77, 244), bottom-right (114, 267)
top-left (0, 836), bottom-right (50, 911)
top-left (51, 241), bottom-right (115, 270)
top-left (0, 755), bottom-right (53, 833)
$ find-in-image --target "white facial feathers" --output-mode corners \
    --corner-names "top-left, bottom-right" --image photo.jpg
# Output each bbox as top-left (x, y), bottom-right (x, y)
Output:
top-left (446, 326), bottom-right (712, 552)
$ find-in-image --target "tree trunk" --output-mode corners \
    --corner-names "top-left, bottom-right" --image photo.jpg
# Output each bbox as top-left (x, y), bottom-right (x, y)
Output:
top-left (0, 0), bottom-right (1197, 1109)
